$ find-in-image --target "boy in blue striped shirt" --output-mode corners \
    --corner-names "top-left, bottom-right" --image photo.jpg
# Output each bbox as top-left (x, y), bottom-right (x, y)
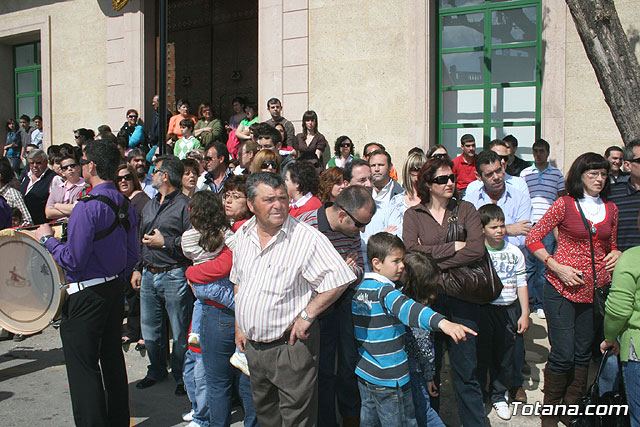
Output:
top-left (352, 232), bottom-right (476, 426)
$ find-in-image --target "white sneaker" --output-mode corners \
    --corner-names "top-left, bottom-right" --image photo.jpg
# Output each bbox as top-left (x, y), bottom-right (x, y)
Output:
top-left (493, 401), bottom-right (511, 420)
top-left (230, 351), bottom-right (250, 376)
top-left (186, 422), bottom-right (202, 427)
top-left (182, 409), bottom-right (194, 422)
top-left (536, 308), bottom-right (546, 319)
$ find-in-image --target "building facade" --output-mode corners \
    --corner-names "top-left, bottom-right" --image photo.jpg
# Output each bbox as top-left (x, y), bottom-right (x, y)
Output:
top-left (0, 0), bottom-right (638, 170)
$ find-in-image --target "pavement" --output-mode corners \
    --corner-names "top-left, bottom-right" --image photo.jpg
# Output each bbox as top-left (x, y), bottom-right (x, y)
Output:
top-left (0, 314), bottom-right (552, 426)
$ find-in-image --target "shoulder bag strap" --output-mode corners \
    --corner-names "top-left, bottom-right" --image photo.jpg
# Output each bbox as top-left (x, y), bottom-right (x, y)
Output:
top-left (445, 199), bottom-right (461, 243)
top-left (574, 199), bottom-right (597, 287)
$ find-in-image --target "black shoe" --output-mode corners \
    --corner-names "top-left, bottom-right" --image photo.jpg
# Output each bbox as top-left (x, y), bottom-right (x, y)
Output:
top-left (136, 377), bottom-right (157, 389)
top-left (175, 384), bottom-right (187, 396)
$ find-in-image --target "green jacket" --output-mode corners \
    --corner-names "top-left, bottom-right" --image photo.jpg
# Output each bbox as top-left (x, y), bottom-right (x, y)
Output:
top-left (604, 246), bottom-right (640, 362)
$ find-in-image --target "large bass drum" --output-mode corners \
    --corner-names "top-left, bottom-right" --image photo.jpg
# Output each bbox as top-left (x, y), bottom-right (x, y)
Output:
top-left (0, 229), bottom-right (66, 334)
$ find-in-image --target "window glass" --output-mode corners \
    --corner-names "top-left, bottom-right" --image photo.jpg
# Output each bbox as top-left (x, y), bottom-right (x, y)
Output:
top-left (491, 86), bottom-right (536, 122)
top-left (442, 13), bottom-right (484, 49)
top-left (17, 72), bottom-right (35, 95)
top-left (443, 89), bottom-right (484, 124)
top-left (492, 7), bottom-right (537, 45)
top-left (18, 97), bottom-right (36, 119)
top-left (490, 125), bottom-right (536, 160)
top-left (442, 51), bottom-right (484, 86)
top-left (441, 127), bottom-right (484, 157)
top-left (440, 0), bottom-right (484, 9)
top-left (15, 45), bottom-right (35, 68)
top-left (491, 47), bottom-right (536, 83)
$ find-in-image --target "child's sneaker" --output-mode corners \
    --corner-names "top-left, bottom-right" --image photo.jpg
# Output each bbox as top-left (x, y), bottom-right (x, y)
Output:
top-left (188, 332), bottom-right (200, 347)
top-left (492, 401), bottom-right (511, 420)
top-left (182, 409), bottom-right (194, 422)
top-left (230, 351), bottom-right (250, 376)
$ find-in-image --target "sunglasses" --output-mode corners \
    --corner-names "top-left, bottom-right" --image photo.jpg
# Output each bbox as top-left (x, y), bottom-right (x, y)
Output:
top-left (79, 158), bottom-right (91, 166)
top-left (128, 115), bottom-right (138, 119)
top-left (340, 143), bottom-right (351, 148)
top-left (498, 154), bottom-right (509, 162)
top-left (431, 174), bottom-right (456, 185)
top-left (335, 202), bottom-right (370, 228)
top-left (152, 168), bottom-right (165, 175)
top-left (204, 156), bottom-right (215, 162)
top-left (117, 174), bottom-right (133, 182)
top-left (60, 163), bottom-right (78, 171)
top-left (431, 153), bottom-right (447, 159)
top-left (261, 161), bottom-right (277, 169)
top-left (629, 157), bottom-right (640, 164)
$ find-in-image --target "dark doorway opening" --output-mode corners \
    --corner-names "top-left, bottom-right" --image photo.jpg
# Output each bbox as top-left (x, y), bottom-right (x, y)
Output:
top-left (161, 0), bottom-right (258, 123)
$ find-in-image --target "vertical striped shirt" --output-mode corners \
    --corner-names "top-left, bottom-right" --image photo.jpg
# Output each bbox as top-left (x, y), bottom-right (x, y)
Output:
top-left (298, 206), bottom-right (364, 283)
top-left (352, 272), bottom-right (444, 387)
top-left (607, 180), bottom-right (640, 252)
top-left (230, 214), bottom-right (356, 342)
top-left (520, 164), bottom-right (565, 223)
top-left (0, 183), bottom-right (33, 225)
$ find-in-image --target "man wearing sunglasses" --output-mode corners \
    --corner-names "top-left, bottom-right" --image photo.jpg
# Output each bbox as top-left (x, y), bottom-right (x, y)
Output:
top-left (196, 141), bottom-right (232, 196)
top-left (45, 154), bottom-right (88, 220)
top-left (608, 139), bottom-right (640, 252)
top-left (298, 185), bottom-right (376, 427)
top-left (19, 148), bottom-right (56, 224)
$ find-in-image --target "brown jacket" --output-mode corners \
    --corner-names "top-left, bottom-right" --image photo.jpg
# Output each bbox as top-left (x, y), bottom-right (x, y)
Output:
top-left (402, 199), bottom-right (485, 271)
top-left (295, 132), bottom-right (327, 155)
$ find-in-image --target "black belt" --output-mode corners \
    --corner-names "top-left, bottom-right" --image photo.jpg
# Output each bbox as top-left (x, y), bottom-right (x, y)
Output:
top-left (146, 263), bottom-right (188, 274)
top-left (248, 331), bottom-right (291, 350)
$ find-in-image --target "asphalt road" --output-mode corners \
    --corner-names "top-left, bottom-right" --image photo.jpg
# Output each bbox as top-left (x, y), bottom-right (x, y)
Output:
top-left (0, 316), bottom-right (551, 426)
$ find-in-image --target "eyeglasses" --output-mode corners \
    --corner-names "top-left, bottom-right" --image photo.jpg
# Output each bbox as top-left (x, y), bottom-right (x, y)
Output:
top-left (117, 174), bottom-right (133, 182)
top-left (79, 158), bottom-right (91, 166)
top-left (261, 161), bottom-right (277, 169)
top-left (128, 115), bottom-right (138, 119)
top-left (223, 193), bottom-right (246, 202)
top-left (60, 163), bottom-right (78, 171)
top-left (431, 153), bottom-right (447, 159)
top-left (335, 203), bottom-right (370, 229)
top-left (431, 174), bottom-right (456, 185)
top-left (584, 171), bottom-right (607, 179)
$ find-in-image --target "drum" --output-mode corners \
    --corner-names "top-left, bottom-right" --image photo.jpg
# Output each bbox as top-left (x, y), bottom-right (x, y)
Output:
top-left (0, 229), bottom-right (66, 334)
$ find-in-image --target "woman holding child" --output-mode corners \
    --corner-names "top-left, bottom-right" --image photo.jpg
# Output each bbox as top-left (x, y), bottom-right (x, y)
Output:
top-left (526, 152), bottom-right (620, 427)
top-left (402, 155), bottom-right (487, 426)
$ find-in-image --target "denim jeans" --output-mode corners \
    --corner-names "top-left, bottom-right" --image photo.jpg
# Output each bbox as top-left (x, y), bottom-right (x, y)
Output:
top-left (200, 303), bottom-right (257, 427)
top-left (358, 379), bottom-right (418, 427)
top-left (191, 299), bottom-right (203, 336)
top-left (183, 349), bottom-right (209, 426)
top-left (543, 280), bottom-right (593, 372)
top-left (318, 289), bottom-right (360, 426)
top-left (432, 295), bottom-right (485, 427)
top-left (598, 351), bottom-right (620, 396)
top-left (140, 267), bottom-right (193, 382)
top-left (623, 360), bottom-right (640, 427)
top-left (408, 358), bottom-right (445, 427)
top-left (525, 231), bottom-right (556, 311)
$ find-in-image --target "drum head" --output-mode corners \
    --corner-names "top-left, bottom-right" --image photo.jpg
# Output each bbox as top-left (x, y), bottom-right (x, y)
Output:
top-left (0, 231), bottom-right (65, 334)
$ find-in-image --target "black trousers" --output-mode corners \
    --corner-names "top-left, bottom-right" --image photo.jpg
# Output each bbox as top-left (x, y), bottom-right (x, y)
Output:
top-left (60, 279), bottom-right (130, 427)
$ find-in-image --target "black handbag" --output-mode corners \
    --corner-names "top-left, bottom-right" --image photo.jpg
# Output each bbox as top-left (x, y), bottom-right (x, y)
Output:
top-left (574, 199), bottom-right (609, 318)
top-left (570, 349), bottom-right (630, 427)
top-left (440, 200), bottom-right (503, 305)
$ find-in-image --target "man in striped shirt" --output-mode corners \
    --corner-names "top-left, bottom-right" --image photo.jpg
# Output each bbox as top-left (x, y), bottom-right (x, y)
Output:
top-left (353, 232), bottom-right (474, 425)
top-left (298, 185), bottom-right (376, 427)
top-left (520, 138), bottom-right (566, 319)
top-left (608, 140), bottom-right (640, 252)
top-left (231, 172), bottom-right (357, 427)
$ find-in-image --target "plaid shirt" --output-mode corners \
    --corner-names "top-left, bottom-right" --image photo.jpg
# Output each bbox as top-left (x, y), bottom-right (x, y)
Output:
top-left (0, 183), bottom-right (33, 225)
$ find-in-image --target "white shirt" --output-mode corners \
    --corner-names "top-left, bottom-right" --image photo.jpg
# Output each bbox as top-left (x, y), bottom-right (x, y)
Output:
top-left (372, 178), bottom-right (395, 204)
top-left (231, 215), bottom-right (356, 342)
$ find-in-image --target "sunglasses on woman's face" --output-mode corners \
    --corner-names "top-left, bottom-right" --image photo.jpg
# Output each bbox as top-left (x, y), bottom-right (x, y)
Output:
top-left (340, 143), bottom-right (351, 148)
top-left (261, 161), bottom-right (277, 169)
top-left (117, 174), bottom-right (134, 182)
top-left (431, 174), bottom-right (456, 185)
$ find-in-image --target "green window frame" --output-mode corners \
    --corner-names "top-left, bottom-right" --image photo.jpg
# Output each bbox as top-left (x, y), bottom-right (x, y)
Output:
top-left (437, 0), bottom-right (542, 160)
top-left (14, 41), bottom-right (42, 120)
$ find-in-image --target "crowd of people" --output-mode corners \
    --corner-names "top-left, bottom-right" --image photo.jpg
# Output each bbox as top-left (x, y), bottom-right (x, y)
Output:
top-left (2, 95), bottom-right (640, 427)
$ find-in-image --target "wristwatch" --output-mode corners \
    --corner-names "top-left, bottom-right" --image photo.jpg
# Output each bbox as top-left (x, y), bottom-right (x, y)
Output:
top-left (39, 234), bottom-right (54, 246)
top-left (300, 309), bottom-right (315, 323)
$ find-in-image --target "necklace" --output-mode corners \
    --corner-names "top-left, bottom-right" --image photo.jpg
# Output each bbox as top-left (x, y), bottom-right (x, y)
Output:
top-left (580, 200), bottom-right (603, 217)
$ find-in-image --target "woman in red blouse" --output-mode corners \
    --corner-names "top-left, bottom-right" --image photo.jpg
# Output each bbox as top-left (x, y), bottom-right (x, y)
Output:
top-left (526, 152), bottom-right (621, 426)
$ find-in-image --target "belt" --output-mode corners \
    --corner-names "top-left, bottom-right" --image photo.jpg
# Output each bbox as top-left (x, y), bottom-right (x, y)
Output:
top-left (146, 263), bottom-right (188, 274)
top-left (248, 330), bottom-right (292, 350)
top-left (65, 276), bottom-right (118, 295)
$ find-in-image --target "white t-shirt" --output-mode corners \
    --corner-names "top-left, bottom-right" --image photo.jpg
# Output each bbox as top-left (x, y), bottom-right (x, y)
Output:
top-left (487, 241), bottom-right (527, 306)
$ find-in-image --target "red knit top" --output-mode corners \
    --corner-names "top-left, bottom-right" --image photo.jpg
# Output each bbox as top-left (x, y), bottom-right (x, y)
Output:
top-left (525, 196), bottom-right (618, 303)
top-left (289, 195), bottom-right (322, 218)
